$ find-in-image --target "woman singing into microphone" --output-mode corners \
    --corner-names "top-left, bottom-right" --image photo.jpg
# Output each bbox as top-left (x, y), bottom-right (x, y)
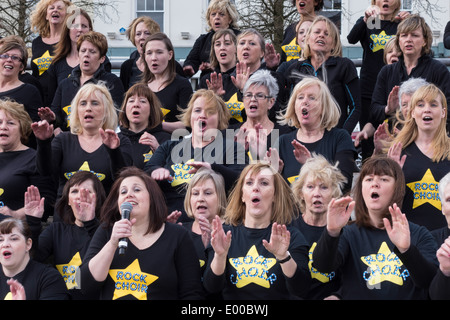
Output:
top-left (80, 167), bottom-right (204, 300)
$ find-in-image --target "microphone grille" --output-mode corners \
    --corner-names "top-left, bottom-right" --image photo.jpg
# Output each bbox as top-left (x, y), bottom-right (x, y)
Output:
top-left (120, 201), bottom-right (133, 212)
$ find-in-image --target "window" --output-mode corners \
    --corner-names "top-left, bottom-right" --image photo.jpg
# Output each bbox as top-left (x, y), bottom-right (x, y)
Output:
top-left (322, 0), bottom-right (341, 31)
top-left (136, 0), bottom-right (164, 31)
top-left (401, 0), bottom-right (412, 11)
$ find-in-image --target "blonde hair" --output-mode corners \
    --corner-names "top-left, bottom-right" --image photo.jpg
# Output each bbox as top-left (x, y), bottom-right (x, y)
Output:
top-left (69, 83), bottom-right (118, 135)
top-left (371, 0), bottom-right (401, 20)
top-left (392, 83), bottom-right (450, 162)
top-left (291, 154), bottom-right (346, 213)
top-left (302, 15), bottom-right (342, 59)
top-left (278, 76), bottom-right (340, 130)
top-left (184, 168), bottom-right (227, 219)
top-left (0, 99), bottom-right (32, 144)
top-left (179, 89), bottom-right (230, 130)
top-left (125, 16), bottom-right (161, 47)
top-left (206, 0), bottom-right (240, 31)
top-left (395, 14), bottom-right (433, 56)
top-left (224, 163), bottom-right (299, 226)
top-left (30, 0), bottom-right (72, 37)
top-left (383, 36), bottom-right (397, 64)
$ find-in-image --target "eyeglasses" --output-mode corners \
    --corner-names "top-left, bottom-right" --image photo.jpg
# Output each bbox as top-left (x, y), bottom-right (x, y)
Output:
top-left (243, 92), bottom-right (272, 100)
top-left (0, 54), bottom-right (23, 62)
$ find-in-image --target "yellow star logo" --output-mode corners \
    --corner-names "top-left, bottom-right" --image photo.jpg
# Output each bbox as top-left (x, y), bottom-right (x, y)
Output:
top-left (287, 175), bottom-right (298, 185)
top-left (406, 169), bottom-right (441, 210)
top-left (63, 105), bottom-right (72, 127)
top-left (308, 242), bottom-right (335, 283)
top-left (56, 252), bottom-right (82, 289)
top-left (143, 150), bottom-right (153, 163)
top-left (0, 189), bottom-right (3, 196)
top-left (281, 37), bottom-right (300, 61)
top-left (64, 161), bottom-right (106, 181)
top-left (361, 242), bottom-right (406, 287)
top-left (161, 107), bottom-right (170, 117)
top-left (229, 245), bottom-right (277, 288)
top-left (369, 31), bottom-right (393, 53)
top-left (109, 259), bottom-right (158, 300)
top-left (170, 160), bottom-right (194, 187)
top-left (32, 50), bottom-right (54, 76)
top-left (225, 93), bottom-right (244, 123)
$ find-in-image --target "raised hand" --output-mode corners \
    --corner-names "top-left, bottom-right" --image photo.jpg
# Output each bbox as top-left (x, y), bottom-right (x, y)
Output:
top-left (231, 62), bottom-right (250, 91)
top-left (292, 139), bottom-right (311, 164)
top-left (327, 196), bottom-right (355, 237)
top-left (139, 131), bottom-right (159, 151)
top-left (31, 120), bottom-right (54, 141)
top-left (206, 72), bottom-right (225, 96)
top-left (384, 203), bottom-right (410, 253)
top-left (210, 215), bottom-right (231, 257)
top-left (24, 185), bottom-right (45, 219)
top-left (387, 141), bottom-right (407, 168)
top-left (262, 223), bottom-right (290, 260)
top-left (99, 128), bottom-right (120, 149)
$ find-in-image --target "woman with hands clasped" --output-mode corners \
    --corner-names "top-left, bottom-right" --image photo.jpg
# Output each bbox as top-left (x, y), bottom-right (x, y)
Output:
top-left (203, 163), bottom-right (311, 299)
top-left (80, 167), bottom-right (204, 300)
top-left (312, 156), bottom-right (438, 300)
top-left (25, 171), bottom-right (105, 299)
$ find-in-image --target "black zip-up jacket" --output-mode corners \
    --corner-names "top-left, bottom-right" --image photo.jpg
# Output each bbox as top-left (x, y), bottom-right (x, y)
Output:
top-left (370, 54), bottom-right (450, 131)
top-left (51, 64), bottom-right (125, 130)
top-left (285, 56), bottom-right (361, 134)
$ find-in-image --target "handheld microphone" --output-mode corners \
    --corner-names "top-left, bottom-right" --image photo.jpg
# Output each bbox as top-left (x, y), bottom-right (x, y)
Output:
top-left (118, 201), bottom-right (133, 255)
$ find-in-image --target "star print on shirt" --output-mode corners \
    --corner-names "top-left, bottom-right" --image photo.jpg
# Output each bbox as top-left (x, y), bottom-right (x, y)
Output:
top-left (32, 50), bottom-right (54, 76)
top-left (109, 259), bottom-right (158, 300)
top-left (170, 161), bottom-right (194, 187)
top-left (406, 169), bottom-right (441, 210)
top-left (361, 242), bottom-right (409, 287)
top-left (369, 31), bottom-right (393, 53)
top-left (225, 93), bottom-right (244, 123)
top-left (56, 252), bottom-right (82, 289)
top-left (229, 245), bottom-right (277, 288)
top-left (281, 38), bottom-right (300, 61)
top-left (64, 161), bottom-right (106, 181)
top-left (308, 242), bottom-right (335, 283)
top-left (63, 105), bottom-right (71, 127)
top-left (143, 150), bottom-right (154, 163)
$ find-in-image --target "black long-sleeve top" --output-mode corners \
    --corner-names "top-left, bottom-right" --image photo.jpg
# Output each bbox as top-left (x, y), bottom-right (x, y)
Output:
top-left (80, 222), bottom-right (205, 300)
top-left (26, 215), bottom-right (100, 299)
top-left (312, 222), bottom-right (438, 300)
top-left (0, 259), bottom-right (69, 300)
top-left (144, 134), bottom-right (248, 222)
top-left (36, 131), bottom-right (132, 198)
top-left (203, 223), bottom-right (312, 300)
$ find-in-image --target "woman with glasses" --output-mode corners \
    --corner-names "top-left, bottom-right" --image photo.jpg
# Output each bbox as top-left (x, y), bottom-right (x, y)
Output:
top-left (0, 36), bottom-right (43, 125)
top-left (230, 70), bottom-right (293, 161)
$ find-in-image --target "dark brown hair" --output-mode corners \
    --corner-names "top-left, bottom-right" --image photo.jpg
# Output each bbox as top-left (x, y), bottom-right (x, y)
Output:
top-left (119, 83), bottom-right (164, 130)
top-left (56, 171), bottom-right (106, 224)
top-left (353, 156), bottom-right (405, 228)
top-left (99, 167), bottom-right (168, 234)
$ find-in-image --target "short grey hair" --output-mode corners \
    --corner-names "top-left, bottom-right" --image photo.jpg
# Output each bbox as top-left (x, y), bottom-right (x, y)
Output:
top-left (243, 69), bottom-right (279, 100)
top-left (439, 172), bottom-right (450, 205)
top-left (398, 77), bottom-right (429, 108)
